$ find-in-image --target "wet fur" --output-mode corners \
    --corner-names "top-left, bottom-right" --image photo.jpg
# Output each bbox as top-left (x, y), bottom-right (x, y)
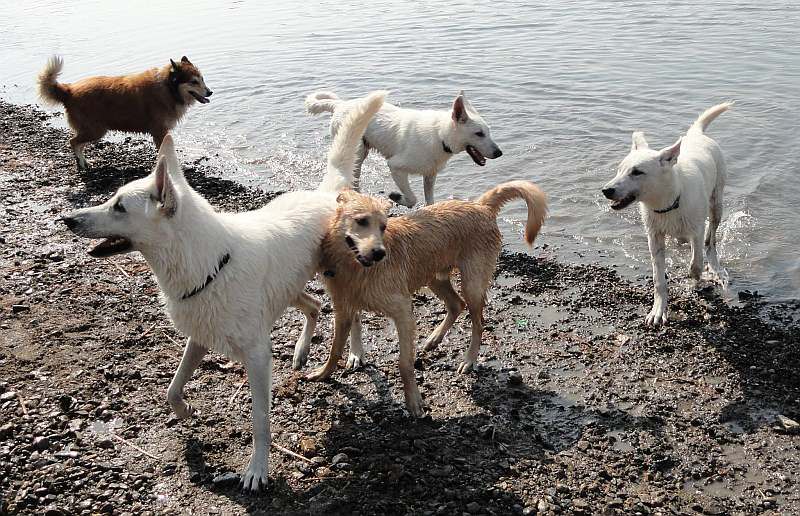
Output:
top-left (37, 56), bottom-right (212, 170)
top-left (306, 181), bottom-right (547, 417)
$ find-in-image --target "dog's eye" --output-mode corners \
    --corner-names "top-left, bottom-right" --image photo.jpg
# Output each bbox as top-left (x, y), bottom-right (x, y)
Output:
top-left (475, 131), bottom-right (485, 137)
top-left (191, 79), bottom-right (199, 85)
top-left (355, 217), bottom-right (369, 227)
top-left (113, 201), bottom-right (126, 213)
top-left (631, 168), bottom-right (645, 176)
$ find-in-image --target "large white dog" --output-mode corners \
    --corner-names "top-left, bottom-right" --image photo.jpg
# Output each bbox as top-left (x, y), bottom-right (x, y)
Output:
top-left (602, 102), bottom-right (733, 327)
top-left (306, 90), bottom-right (503, 207)
top-left (61, 91), bottom-right (386, 490)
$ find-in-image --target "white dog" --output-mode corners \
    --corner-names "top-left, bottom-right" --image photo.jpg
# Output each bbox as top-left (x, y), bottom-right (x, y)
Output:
top-left (61, 91), bottom-right (386, 490)
top-left (601, 102), bottom-right (733, 327)
top-left (305, 90), bottom-right (503, 207)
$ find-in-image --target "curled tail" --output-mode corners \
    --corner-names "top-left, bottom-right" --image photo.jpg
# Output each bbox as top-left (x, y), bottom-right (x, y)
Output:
top-left (305, 91), bottom-right (342, 115)
top-left (318, 90), bottom-right (386, 192)
top-left (690, 101), bottom-right (734, 134)
top-left (478, 180), bottom-right (548, 245)
top-left (37, 56), bottom-right (70, 105)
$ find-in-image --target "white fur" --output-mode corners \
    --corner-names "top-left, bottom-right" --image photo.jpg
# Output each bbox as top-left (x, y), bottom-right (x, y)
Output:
top-left (62, 91), bottom-right (385, 491)
top-left (306, 90), bottom-right (502, 207)
top-left (602, 102), bottom-right (733, 326)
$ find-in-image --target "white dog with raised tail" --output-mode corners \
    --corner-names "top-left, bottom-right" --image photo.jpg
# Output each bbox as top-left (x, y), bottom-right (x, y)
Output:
top-left (306, 90), bottom-right (503, 207)
top-left (61, 91), bottom-right (386, 491)
top-left (602, 102), bottom-right (733, 327)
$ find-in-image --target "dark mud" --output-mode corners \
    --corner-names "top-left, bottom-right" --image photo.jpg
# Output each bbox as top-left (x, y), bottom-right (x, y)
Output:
top-left (1, 100), bottom-right (800, 515)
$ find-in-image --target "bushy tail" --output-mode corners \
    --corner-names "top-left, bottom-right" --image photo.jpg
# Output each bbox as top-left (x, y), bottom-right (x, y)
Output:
top-left (318, 90), bottom-right (386, 192)
top-left (305, 91), bottom-right (342, 115)
top-left (690, 101), bottom-right (734, 134)
top-left (478, 180), bottom-right (548, 245)
top-left (37, 56), bottom-right (70, 105)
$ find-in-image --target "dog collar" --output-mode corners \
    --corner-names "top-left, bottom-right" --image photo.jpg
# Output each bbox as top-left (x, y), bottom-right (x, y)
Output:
top-left (442, 141), bottom-right (453, 154)
top-left (181, 253), bottom-right (230, 300)
top-left (168, 70), bottom-right (184, 105)
top-left (654, 195), bottom-right (681, 214)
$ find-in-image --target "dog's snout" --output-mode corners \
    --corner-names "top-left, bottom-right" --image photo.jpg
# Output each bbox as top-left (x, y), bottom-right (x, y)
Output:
top-left (372, 248), bottom-right (386, 262)
top-left (602, 187), bottom-right (616, 199)
top-left (206, 89), bottom-right (213, 97)
top-left (61, 215), bottom-right (79, 230)
top-left (493, 148), bottom-right (503, 159)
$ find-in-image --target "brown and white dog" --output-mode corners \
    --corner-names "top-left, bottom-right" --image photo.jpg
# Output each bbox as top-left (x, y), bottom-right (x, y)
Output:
top-left (305, 181), bottom-right (547, 417)
top-left (37, 56), bottom-right (212, 170)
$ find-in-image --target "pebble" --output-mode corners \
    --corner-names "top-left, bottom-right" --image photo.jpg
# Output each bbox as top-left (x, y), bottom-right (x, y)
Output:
top-left (331, 452), bottom-right (349, 465)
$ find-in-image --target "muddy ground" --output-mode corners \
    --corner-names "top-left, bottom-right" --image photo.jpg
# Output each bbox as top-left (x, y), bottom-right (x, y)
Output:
top-left (1, 100), bottom-right (800, 516)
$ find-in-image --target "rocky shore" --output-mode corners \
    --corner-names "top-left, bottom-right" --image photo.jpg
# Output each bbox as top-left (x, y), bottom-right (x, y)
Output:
top-left (1, 100), bottom-right (799, 515)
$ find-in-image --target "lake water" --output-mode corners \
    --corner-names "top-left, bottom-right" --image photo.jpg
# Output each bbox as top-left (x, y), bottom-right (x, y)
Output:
top-left (2, 1), bottom-right (798, 300)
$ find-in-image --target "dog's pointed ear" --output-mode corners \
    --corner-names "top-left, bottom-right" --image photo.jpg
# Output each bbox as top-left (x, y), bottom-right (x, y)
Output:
top-left (157, 133), bottom-right (185, 182)
top-left (154, 156), bottom-right (177, 217)
top-left (452, 92), bottom-right (469, 124)
top-left (180, 56), bottom-right (191, 65)
top-left (658, 137), bottom-right (682, 166)
top-left (170, 59), bottom-right (180, 71)
top-left (336, 189), bottom-right (357, 205)
top-left (631, 131), bottom-right (649, 151)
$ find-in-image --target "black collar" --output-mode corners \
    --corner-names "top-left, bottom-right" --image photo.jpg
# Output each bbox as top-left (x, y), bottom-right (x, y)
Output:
top-left (654, 195), bottom-right (680, 214)
top-left (167, 70), bottom-right (184, 105)
top-left (442, 140), bottom-right (453, 154)
top-left (181, 253), bottom-right (230, 300)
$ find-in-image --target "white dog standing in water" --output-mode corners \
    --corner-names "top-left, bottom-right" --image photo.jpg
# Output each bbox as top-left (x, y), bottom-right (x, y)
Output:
top-left (61, 92), bottom-right (385, 490)
top-left (306, 90), bottom-right (503, 207)
top-left (602, 102), bottom-right (733, 326)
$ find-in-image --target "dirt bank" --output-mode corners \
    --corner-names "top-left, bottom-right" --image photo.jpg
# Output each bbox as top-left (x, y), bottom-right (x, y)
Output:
top-left (1, 101), bottom-right (799, 515)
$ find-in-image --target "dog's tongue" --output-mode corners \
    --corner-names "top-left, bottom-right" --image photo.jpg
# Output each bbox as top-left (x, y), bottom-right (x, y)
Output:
top-left (466, 145), bottom-right (486, 166)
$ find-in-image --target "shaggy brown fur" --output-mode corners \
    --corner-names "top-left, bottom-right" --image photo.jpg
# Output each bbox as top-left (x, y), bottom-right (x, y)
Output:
top-left (307, 180), bottom-right (547, 417)
top-left (37, 56), bottom-right (212, 170)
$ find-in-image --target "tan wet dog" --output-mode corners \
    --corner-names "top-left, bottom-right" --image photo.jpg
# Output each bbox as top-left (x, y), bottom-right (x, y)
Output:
top-left (37, 56), bottom-right (212, 170)
top-left (306, 181), bottom-right (547, 416)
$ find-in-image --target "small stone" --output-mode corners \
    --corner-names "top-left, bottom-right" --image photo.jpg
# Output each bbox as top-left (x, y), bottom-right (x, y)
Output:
top-left (331, 453), bottom-right (349, 466)
top-left (0, 391), bottom-right (16, 401)
top-left (0, 423), bottom-right (13, 438)
top-left (11, 304), bottom-right (30, 313)
top-left (299, 438), bottom-right (317, 457)
top-left (33, 436), bottom-right (51, 451)
top-left (466, 501), bottom-right (481, 514)
top-left (776, 415), bottom-right (800, 434)
top-left (316, 466), bottom-right (335, 478)
top-left (212, 472), bottom-right (239, 486)
top-left (507, 370), bottom-right (523, 386)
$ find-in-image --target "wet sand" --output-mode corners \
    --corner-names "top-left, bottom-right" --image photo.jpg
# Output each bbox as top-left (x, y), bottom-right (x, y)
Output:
top-left (1, 101), bottom-right (799, 515)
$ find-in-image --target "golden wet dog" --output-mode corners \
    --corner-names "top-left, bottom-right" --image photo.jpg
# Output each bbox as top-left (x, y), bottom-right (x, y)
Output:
top-left (306, 181), bottom-right (547, 416)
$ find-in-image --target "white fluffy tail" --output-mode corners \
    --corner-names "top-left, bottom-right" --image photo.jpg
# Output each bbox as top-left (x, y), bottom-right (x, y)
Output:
top-left (690, 101), bottom-right (734, 134)
top-left (37, 56), bottom-right (69, 105)
top-left (318, 91), bottom-right (386, 192)
top-left (305, 91), bottom-right (342, 115)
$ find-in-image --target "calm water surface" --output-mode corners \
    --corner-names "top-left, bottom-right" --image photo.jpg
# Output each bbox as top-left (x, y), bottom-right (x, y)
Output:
top-left (3, 1), bottom-right (799, 299)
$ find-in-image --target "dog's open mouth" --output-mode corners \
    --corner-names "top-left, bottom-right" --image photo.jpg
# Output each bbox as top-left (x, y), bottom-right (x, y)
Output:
top-left (89, 236), bottom-right (132, 258)
top-left (609, 195), bottom-right (636, 211)
top-left (190, 91), bottom-right (210, 104)
top-left (356, 255), bottom-right (375, 267)
top-left (466, 145), bottom-right (486, 166)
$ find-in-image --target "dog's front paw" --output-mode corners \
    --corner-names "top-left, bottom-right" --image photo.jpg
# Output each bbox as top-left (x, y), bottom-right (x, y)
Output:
top-left (240, 459), bottom-right (268, 492)
top-left (645, 304), bottom-right (668, 327)
top-left (422, 333), bottom-right (443, 352)
top-left (292, 347), bottom-right (309, 371)
top-left (404, 391), bottom-right (426, 418)
top-left (345, 352), bottom-right (364, 370)
top-left (388, 192), bottom-right (416, 208)
top-left (305, 365), bottom-right (335, 382)
top-left (167, 391), bottom-right (195, 419)
top-left (456, 360), bottom-right (475, 374)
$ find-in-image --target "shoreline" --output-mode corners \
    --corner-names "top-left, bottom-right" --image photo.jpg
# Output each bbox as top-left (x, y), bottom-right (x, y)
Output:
top-left (2, 100), bottom-right (800, 514)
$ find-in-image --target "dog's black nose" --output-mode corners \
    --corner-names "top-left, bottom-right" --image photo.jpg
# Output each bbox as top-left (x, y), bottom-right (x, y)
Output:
top-left (493, 149), bottom-right (503, 158)
top-left (372, 248), bottom-right (386, 262)
top-left (601, 187), bottom-right (616, 199)
top-left (388, 192), bottom-right (402, 203)
top-left (61, 216), bottom-right (79, 230)
top-left (206, 90), bottom-right (213, 96)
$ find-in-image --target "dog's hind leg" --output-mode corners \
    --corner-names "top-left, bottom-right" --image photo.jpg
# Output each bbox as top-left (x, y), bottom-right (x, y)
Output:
top-left (456, 259), bottom-right (494, 374)
top-left (345, 314), bottom-right (365, 370)
top-left (241, 341), bottom-right (272, 492)
top-left (422, 274), bottom-right (466, 352)
top-left (705, 189), bottom-right (727, 283)
top-left (352, 142), bottom-right (369, 191)
top-left (167, 337), bottom-right (208, 419)
top-left (689, 224), bottom-right (704, 285)
top-left (69, 129), bottom-right (104, 172)
top-left (423, 174), bottom-right (437, 205)
top-left (387, 164), bottom-right (418, 208)
top-left (290, 292), bottom-right (321, 370)
top-left (306, 309), bottom-right (353, 381)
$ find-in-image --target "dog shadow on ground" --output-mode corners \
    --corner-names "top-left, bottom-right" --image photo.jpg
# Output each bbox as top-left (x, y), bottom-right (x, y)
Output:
top-left (183, 361), bottom-right (664, 515)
